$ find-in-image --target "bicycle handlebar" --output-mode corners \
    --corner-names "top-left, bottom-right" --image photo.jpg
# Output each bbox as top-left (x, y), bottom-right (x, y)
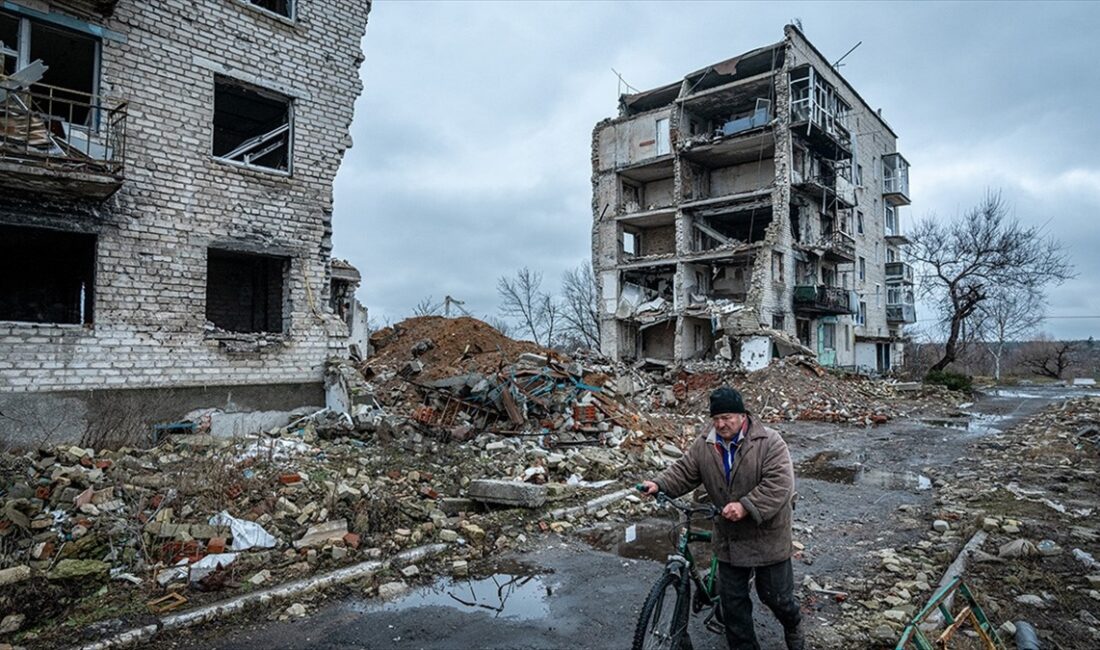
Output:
top-left (635, 483), bottom-right (719, 519)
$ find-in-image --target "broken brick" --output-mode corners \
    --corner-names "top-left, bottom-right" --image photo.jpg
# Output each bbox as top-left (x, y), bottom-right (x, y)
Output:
top-left (343, 532), bottom-right (360, 549)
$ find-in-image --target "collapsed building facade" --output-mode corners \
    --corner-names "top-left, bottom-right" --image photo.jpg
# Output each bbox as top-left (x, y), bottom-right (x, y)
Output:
top-left (0, 0), bottom-right (371, 444)
top-left (592, 25), bottom-right (915, 373)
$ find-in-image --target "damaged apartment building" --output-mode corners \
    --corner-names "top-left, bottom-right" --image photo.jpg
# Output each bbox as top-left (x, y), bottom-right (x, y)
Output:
top-left (0, 0), bottom-right (371, 445)
top-left (592, 25), bottom-right (915, 373)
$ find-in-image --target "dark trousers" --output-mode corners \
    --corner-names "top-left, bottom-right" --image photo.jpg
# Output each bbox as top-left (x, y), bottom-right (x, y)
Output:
top-left (718, 559), bottom-right (802, 650)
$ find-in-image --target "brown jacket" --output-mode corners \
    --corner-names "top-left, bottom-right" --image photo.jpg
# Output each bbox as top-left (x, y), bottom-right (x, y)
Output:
top-left (654, 416), bottom-right (794, 567)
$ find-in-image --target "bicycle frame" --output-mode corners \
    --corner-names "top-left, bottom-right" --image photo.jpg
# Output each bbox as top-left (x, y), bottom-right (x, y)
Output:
top-left (654, 491), bottom-right (723, 625)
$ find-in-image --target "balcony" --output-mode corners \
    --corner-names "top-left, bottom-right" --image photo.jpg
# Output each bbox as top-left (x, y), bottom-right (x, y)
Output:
top-left (818, 229), bottom-right (856, 263)
top-left (886, 303), bottom-right (917, 324)
top-left (882, 152), bottom-right (910, 206)
top-left (884, 205), bottom-right (910, 245)
top-left (789, 65), bottom-right (852, 160)
top-left (793, 285), bottom-right (856, 316)
top-left (1, 81), bottom-right (127, 200)
top-left (885, 261), bottom-right (914, 285)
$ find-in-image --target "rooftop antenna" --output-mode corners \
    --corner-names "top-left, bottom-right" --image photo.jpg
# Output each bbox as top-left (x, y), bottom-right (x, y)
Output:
top-left (612, 68), bottom-right (638, 97)
top-left (833, 40), bottom-right (862, 69)
top-left (792, 17), bottom-right (803, 31)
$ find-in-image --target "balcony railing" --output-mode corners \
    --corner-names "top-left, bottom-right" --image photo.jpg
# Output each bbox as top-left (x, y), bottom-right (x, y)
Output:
top-left (1, 81), bottom-right (128, 198)
top-left (885, 261), bottom-right (914, 284)
top-left (882, 152), bottom-right (911, 206)
top-left (886, 303), bottom-right (917, 324)
top-left (819, 229), bottom-right (856, 263)
top-left (793, 285), bottom-right (856, 316)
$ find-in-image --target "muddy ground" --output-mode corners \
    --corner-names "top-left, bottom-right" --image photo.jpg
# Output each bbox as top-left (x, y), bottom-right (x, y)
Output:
top-left (144, 385), bottom-right (1097, 650)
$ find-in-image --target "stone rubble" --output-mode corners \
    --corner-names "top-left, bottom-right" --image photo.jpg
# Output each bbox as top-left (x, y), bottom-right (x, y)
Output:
top-left (0, 314), bottom-right (961, 647)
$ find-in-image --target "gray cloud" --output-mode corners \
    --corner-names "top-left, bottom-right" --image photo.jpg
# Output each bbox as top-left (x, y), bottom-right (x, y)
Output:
top-left (333, 1), bottom-right (1100, 339)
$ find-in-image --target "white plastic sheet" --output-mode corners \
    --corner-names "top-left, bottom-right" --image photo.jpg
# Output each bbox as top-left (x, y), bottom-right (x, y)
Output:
top-left (209, 511), bottom-right (277, 551)
top-left (189, 553), bottom-right (237, 583)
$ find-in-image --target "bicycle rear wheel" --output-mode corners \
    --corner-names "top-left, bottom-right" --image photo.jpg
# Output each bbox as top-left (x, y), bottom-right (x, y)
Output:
top-left (632, 571), bottom-right (692, 650)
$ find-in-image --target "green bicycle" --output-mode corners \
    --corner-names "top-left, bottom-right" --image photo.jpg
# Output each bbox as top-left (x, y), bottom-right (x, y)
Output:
top-left (632, 486), bottom-right (725, 650)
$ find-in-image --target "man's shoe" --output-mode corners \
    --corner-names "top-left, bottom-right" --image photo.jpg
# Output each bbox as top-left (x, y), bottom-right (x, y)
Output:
top-left (784, 624), bottom-right (805, 650)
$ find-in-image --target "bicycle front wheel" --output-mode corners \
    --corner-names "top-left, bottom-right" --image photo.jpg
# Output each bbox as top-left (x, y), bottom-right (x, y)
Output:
top-left (632, 571), bottom-right (692, 650)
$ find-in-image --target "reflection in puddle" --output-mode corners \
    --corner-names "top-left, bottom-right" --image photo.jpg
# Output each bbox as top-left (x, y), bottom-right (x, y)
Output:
top-left (920, 413), bottom-right (1008, 436)
top-left (356, 572), bottom-right (552, 620)
top-left (796, 451), bottom-right (931, 490)
top-left (579, 519), bottom-right (690, 562)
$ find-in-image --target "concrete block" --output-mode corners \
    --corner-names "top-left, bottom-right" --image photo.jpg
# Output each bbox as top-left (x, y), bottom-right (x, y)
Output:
top-left (467, 479), bottom-right (547, 508)
top-left (0, 565), bottom-right (32, 587)
top-left (294, 519), bottom-right (348, 549)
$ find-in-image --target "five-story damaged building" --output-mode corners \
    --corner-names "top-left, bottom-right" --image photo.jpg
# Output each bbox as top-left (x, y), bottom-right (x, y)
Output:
top-left (0, 0), bottom-right (371, 445)
top-left (592, 25), bottom-right (914, 373)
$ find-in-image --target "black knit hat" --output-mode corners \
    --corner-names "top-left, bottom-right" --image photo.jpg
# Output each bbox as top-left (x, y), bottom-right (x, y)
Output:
top-left (709, 387), bottom-right (746, 416)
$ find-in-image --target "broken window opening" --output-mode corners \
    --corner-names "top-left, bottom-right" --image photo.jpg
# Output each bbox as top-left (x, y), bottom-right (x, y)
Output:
top-left (822, 322), bottom-right (837, 350)
top-left (246, 0), bottom-right (294, 18)
top-left (206, 249), bottom-right (287, 333)
top-left (691, 207), bottom-right (771, 252)
top-left (771, 314), bottom-right (785, 330)
top-left (655, 117), bottom-right (670, 156)
top-left (623, 222), bottom-right (674, 257)
top-left (771, 251), bottom-right (784, 282)
top-left (0, 224), bottom-right (95, 325)
top-left (1, 11), bottom-right (101, 126)
top-left (1, 12), bottom-right (18, 76)
top-left (703, 259), bottom-right (752, 303)
top-left (213, 76), bottom-right (292, 172)
top-left (622, 231), bottom-right (638, 257)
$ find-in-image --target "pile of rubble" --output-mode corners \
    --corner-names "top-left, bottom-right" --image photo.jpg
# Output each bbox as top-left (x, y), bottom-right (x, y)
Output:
top-left (0, 410), bottom-right (678, 646)
top-left (810, 394), bottom-right (1100, 648)
top-left (344, 317), bottom-right (953, 453)
top-left (0, 316), bottom-right (961, 646)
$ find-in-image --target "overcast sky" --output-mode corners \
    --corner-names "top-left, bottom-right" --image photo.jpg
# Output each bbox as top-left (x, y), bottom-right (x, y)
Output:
top-left (332, 1), bottom-right (1100, 341)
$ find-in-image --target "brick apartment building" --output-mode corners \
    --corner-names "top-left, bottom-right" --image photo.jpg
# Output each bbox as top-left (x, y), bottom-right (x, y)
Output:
top-left (0, 0), bottom-right (371, 445)
top-left (591, 25), bottom-right (915, 373)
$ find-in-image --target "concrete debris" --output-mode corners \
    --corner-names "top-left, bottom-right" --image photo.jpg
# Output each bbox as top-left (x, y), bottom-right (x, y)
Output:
top-left (0, 313), bottom-right (967, 646)
top-left (467, 479), bottom-right (548, 509)
top-left (377, 581), bottom-right (409, 600)
top-left (294, 519), bottom-right (349, 550)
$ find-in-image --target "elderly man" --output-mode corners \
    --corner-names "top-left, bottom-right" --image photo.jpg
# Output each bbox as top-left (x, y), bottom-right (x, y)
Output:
top-left (641, 386), bottom-right (803, 650)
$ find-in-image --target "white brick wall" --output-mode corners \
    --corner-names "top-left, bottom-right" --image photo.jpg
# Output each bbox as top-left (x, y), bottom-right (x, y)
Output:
top-left (0, 0), bottom-right (372, 392)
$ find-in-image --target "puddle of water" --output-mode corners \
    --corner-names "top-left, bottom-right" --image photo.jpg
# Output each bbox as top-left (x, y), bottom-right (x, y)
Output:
top-left (920, 413), bottom-right (1008, 436)
top-left (354, 572), bottom-right (552, 621)
top-left (579, 519), bottom-right (685, 562)
top-left (988, 389), bottom-right (1046, 399)
top-left (796, 451), bottom-right (930, 490)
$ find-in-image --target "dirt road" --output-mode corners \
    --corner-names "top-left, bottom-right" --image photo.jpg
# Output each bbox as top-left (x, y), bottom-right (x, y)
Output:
top-left (162, 386), bottom-right (1089, 649)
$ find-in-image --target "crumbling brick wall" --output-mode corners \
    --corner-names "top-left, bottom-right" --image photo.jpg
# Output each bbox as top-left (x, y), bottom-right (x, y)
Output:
top-left (0, 0), bottom-right (372, 393)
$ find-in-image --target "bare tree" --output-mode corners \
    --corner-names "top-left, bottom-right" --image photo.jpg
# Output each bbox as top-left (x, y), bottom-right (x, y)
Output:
top-left (977, 288), bottom-right (1045, 381)
top-left (1020, 336), bottom-right (1076, 379)
top-left (559, 263), bottom-right (600, 349)
top-left (412, 295), bottom-right (443, 316)
top-left (485, 315), bottom-right (514, 338)
top-left (498, 267), bottom-right (553, 346)
top-left (909, 191), bottom-right (1074, 372)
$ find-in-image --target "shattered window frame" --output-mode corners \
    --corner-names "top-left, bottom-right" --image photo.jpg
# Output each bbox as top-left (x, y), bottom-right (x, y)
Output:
top-left (0, 10), bottom-right (103, 126)
top-left (212, 75), bottom-right (294, 175)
